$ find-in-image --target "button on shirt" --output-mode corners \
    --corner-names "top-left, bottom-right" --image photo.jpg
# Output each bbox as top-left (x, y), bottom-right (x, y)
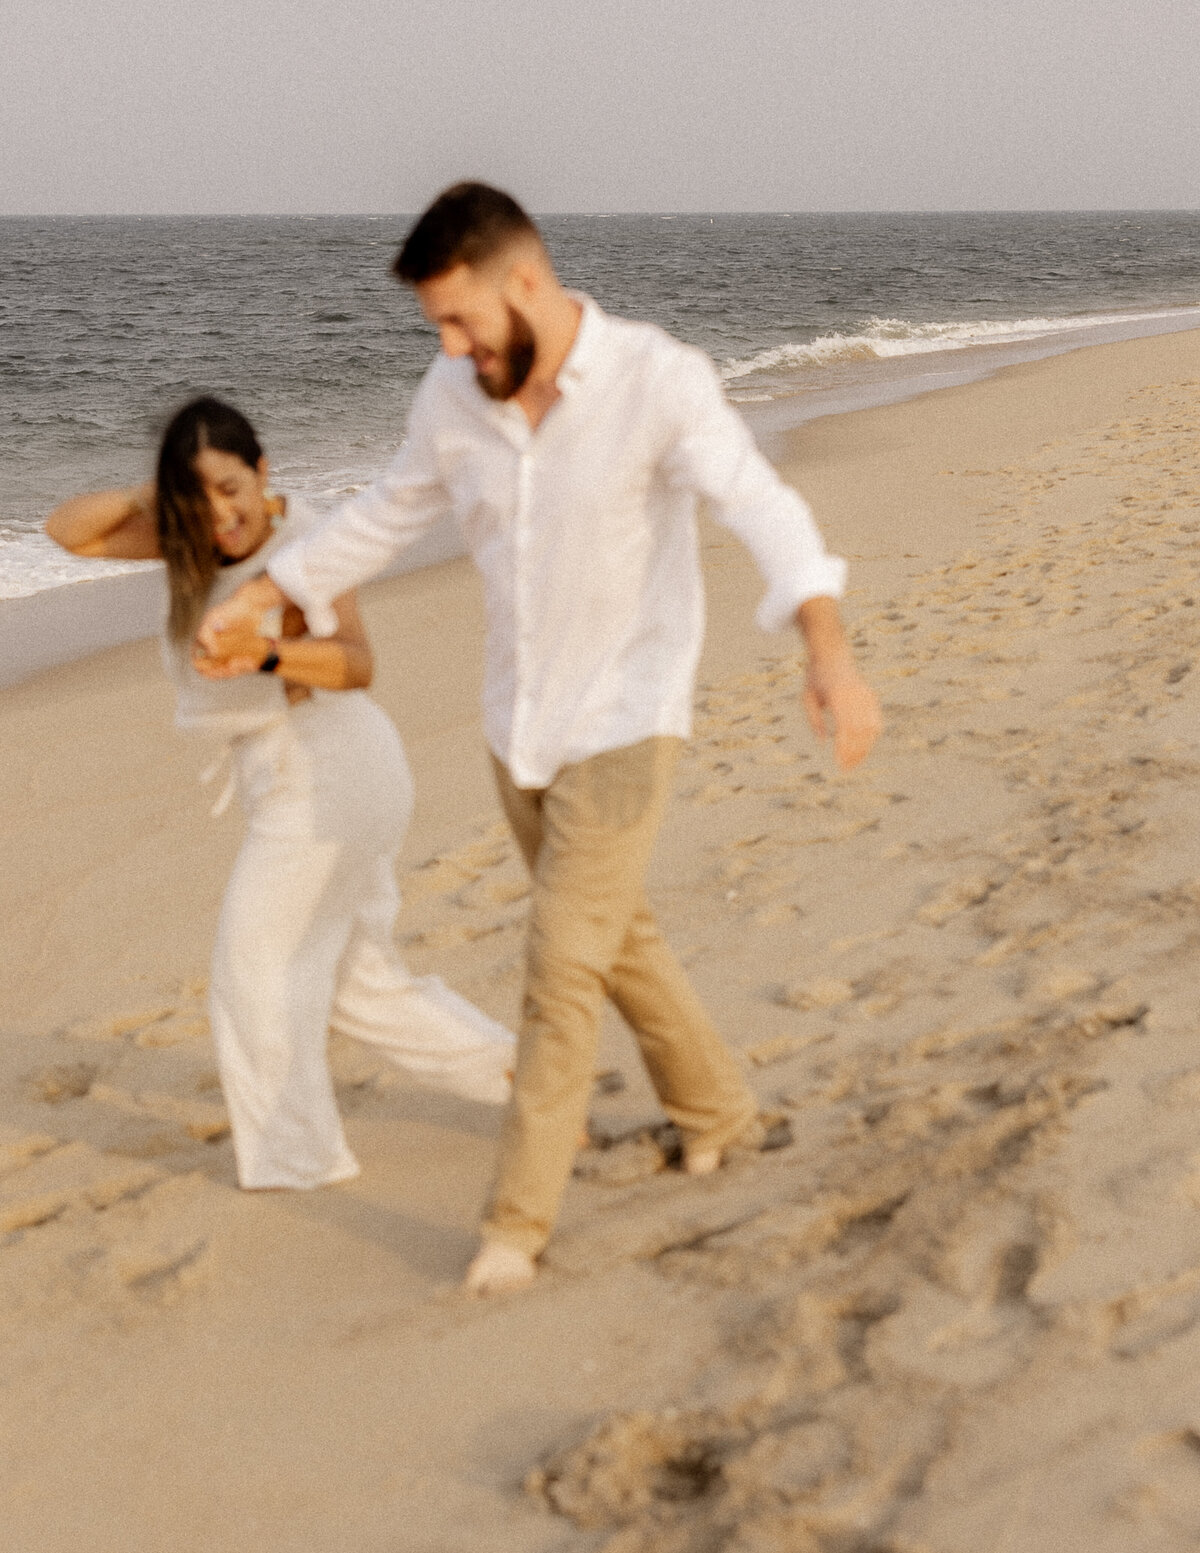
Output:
top-left (269, 296), bottom-right (847, 789)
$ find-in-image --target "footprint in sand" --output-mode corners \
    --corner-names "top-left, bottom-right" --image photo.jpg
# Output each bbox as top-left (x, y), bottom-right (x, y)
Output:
top-left (63, 999), bottom-right (210, 1049)
top-left (745, 1033), bottom-right (831, 1069)
top-left (0, 1127), bottom-right (57, 1176)
top-left (88, 1083), bottom-right (231, 1143)
top-left (1117, 1429), bottom-right (1200, 1539)
top-left (0, 1158), bottom-right (219, 1314)
top-left (403, 821), bottom-right (515, 906)
top-left (0, 1140), bottom-right (163, 1234)
top-left (917, 873), bottom-right (1003, 927)
top-left (779, 977), bottom-right (856, 1013)
top-left (28, 1061), bottom-right (100, 1103)
top-left (64, 1005), bottom-right (177, 1043)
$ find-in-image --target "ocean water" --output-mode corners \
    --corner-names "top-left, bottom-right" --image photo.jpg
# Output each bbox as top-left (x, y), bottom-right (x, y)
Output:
top-left (2, 211), bottom-right (1199, 598)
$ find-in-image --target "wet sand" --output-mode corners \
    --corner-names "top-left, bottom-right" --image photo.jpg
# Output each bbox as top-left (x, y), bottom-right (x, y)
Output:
top-left (2, 327), bottom-right (1200, 1551)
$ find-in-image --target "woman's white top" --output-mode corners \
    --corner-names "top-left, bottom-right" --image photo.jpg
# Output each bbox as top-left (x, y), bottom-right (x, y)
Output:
top-left (164, 496), bottom-right (323, 737)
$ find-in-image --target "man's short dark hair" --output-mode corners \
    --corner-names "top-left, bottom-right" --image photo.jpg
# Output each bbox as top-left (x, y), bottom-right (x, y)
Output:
top-left (393, 183), bottom-right (539, 284)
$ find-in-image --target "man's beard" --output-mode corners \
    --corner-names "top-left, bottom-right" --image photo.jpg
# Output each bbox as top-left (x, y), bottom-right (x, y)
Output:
top-left (476, 305), bottom-right (536, 400)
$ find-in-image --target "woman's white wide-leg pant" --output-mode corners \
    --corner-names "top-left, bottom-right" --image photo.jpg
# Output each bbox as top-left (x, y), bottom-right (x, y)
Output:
top-left (209, 691), bottom-right (514, 1190)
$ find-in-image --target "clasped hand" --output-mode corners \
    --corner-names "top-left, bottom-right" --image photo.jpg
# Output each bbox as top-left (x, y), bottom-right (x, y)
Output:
top-left (194, 575), bottom-right (295, 678)
top-left (192, 621), bottom-right (271, 679)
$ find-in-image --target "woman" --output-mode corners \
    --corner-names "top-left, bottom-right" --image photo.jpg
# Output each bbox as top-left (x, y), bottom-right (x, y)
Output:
top-left (46, 396), bottom-right (514, 1190)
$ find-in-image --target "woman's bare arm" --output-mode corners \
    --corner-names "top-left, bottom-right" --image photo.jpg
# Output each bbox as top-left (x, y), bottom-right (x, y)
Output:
top-left (193, 590), bottom-right (373, 690)
top-left (45, 483), bottom-right (160, 559)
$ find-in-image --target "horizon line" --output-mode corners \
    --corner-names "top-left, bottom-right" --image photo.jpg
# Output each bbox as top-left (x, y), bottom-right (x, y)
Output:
top-left (2, 206), bottom-right (1199, 221)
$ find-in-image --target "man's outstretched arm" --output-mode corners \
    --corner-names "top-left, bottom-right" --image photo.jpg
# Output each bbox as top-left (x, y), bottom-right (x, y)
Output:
top-left (660, 347), bottom-right (881, 769)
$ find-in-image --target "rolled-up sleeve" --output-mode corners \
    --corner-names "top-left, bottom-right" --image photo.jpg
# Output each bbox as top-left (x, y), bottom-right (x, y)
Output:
top-left (269, 374), bottom-right (452, 637)
top-left (661, 347), bottom-right (847, 632)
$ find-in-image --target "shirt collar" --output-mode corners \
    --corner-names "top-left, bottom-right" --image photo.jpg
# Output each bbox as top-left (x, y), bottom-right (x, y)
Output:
top-left (556, 293), bottom-right (603, 392)
top-left (470, 292), bottom-right (603, 434)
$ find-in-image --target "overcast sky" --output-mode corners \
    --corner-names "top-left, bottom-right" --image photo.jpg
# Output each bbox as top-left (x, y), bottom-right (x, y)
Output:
top-left (1, 0), bottom-right (1198, 215)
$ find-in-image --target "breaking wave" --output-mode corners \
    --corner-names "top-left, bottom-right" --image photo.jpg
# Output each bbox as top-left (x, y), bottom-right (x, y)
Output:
top-left (719, 307), bottom-right (1200, 384)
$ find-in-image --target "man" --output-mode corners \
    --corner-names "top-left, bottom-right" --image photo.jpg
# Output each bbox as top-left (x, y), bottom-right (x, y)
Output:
top-left (198, 183), bottom-right (881, 1294)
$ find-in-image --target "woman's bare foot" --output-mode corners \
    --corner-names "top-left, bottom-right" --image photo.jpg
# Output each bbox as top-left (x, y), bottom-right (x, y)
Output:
top-left (463, 1241), bottom-right (537, 1295)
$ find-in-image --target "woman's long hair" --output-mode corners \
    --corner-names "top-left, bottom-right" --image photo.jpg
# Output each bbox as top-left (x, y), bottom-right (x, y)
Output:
top-left (156, 397), bottom-right (264, 641)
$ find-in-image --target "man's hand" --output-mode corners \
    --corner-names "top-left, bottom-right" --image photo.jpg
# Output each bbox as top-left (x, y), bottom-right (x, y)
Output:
top-left (196, 573), bottom-right (287, 659)
top-left (803, 659), bottom-right (882, 770)
top-left (797, 595), bottom-right (882, 771)
top-left (193, 621), bottom-right (272, 680)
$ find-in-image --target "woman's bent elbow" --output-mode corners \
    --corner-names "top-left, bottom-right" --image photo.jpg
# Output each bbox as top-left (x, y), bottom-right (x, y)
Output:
top-left (44, 516), bottom-right (76, 553)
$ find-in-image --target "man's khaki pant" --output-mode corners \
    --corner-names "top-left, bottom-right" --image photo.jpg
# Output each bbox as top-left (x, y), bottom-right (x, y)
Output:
top-left (484, 736), bottom-right (757, 1256)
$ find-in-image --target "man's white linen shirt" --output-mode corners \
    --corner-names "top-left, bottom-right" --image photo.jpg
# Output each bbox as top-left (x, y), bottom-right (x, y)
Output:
top-left (270, 297), bottom-right (847, 789)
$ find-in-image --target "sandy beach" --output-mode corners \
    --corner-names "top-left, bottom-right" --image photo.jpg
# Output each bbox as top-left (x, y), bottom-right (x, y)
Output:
top-left (3, 326), bottom-right (1200, 1551)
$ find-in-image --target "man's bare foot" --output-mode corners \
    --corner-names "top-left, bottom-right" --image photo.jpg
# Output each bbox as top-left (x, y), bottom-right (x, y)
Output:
top-left (463, 1241), bottom-right (537, 1295)
top-left (683, 1147), bottom-right (722, 1176)
top-left (683, 1115), bottom-right (794, 1177)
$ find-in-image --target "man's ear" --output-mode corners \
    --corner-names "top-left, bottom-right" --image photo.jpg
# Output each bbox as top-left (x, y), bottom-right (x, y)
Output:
top-left (505, 256), bottom-right (542, 306)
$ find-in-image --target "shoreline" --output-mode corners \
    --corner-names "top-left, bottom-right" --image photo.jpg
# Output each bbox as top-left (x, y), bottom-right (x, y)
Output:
top-left (4, 309), bottom-right (1199, 691)
top-left (0, 516), bottom-right (465, 691)
top-left (744, 304), bottom-right (1200, 457)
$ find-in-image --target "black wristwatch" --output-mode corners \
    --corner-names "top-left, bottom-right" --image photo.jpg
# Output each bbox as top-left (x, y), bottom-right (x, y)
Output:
top-left (259, 645), bottom-right (281, 675)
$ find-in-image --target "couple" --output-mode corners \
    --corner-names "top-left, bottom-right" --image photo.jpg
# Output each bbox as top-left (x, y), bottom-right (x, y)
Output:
top-left (53, 183), bottom-right (881, 1295)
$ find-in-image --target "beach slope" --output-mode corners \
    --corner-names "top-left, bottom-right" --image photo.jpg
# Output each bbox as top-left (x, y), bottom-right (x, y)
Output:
top-left (2, 328), bottom-right (1200, 1552)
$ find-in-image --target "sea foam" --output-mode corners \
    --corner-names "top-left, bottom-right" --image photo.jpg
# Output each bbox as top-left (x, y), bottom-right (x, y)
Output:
top-left (719, 306), bottom-right (1200, 385)
top-left (0, 526), bottom-right (159, 601)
